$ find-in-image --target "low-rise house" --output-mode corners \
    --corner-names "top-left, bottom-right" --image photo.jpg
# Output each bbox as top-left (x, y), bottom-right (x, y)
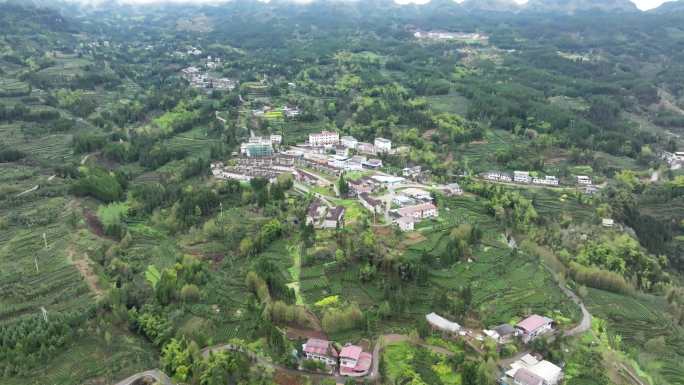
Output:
top-left (514, 171), bottom-right (531, 184)
top-left (341, 136), bottom-right (358, 149)
top-left (514, 368), bottom-right (545, 385)
top-left (402, 188), bottom-right (432, 202)
top-left (492, 324), bottom-right (516, 343)
top-left (394, 216), bottom-right (415, 232)
top-left (270, 135), bottom-right (283, 145)
top-left (348, 178), bottom-right (374, 196)
top-left (576, 175), bottom-right (592, 185)
top-left (676, 151), bottom-right (684, 161)
top-left (357, 142), bottom-right (376, 155)
top-left (309, 131), bottom-right (340, 147)
top-left (328, 155), bottom-right (349, 169)
top-left (393, 195), bottom-right (415, 206)
top-left (282, 106), bottom-right (300, 118)
top-left (306, 200), bottom-right (327, 227)
top-left (425, 312), bottom-right (461, 334)
top-left (602, 218), bottom-right (615, 228)
top-left (363, 158), bottom-right (383, 169)
top-left (371, 175), bottom-right (404, 185)
top-left (505, 354), bottom-right (563, 385)
top-left (516, 315), bottom-right (554, 343)
top-left (359, 193), bottom-right (384, 215)
top-left (302, 338), bottom-right (338, 367)
top-left (402, 166), bottom-right (422, 179)
top-left (444, 183), bottom-right (463, 196)
top-left (322, 206), bottom-right (345, 229)
top-left (374, 138), bottom-right (392, 153)
top-left (344, 161), bottom-right (364, 171)
top-left (339, 345), bottom-right (372, 377)
top-left (501, 174), bottom-right (513, 182)
top-left (397, 203), bottom-right (438, 220)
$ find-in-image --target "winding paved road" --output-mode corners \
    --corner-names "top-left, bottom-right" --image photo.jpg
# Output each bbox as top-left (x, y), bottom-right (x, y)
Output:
top-left (112, 369), bottom-right (173, 385)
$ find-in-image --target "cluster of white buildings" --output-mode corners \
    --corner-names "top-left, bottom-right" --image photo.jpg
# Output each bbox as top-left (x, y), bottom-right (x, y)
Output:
top-left (181, 66), bottom-right (236, 91)
top-left (391, 188), bottom-right (438, 232)
top-left (413, 30), bottom-right (488, 42)
top-left (484, 171), bottom-right (600, 188)
top-left (308, 131), bottom-right (394, 155)
top-left (252, 105), bottom-right (301, 119)
top-left (239, 135), bottom-right (282, 158)
top-left (293, 145), bottom-right (384, 173)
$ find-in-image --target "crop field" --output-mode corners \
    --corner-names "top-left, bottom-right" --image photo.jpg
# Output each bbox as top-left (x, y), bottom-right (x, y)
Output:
top-left (405, 195), bottom-right (580, 326)
top-left (32, 57), bottom-right (92, 85)
top-left (457, 130), bottom-right (522, 172)
top-left (0, 77), bottom-right (30, 96)
top-left (517, 186), bottom-right (595, 223)
top-left (2, 320), bottom-right (158, 385)
top-left (382, 341), bottom-right (461, 385)
top-left (281, 120), bottom-right (323, 144)
top-left (164, 127), bottom-right (221, 157)
top-left (429, 244), bottom-right (579, 326)
top-left (427, 92), bottom-right (470, 115)
top-left (584, 288), bottom-right (684, 385)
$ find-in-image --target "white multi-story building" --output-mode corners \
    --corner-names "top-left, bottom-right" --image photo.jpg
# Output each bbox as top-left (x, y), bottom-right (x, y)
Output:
top-left (374, 138), bottom-right (392, 153)
top-left (395, 217), bottom-right (415, 232)
top-left (309, 131), bottom-right (339, 147)
top-left (532, 176), bottom-right (559, 186)
top-left (270, 134), bottom-right (282, 145)
top-left (341, 136), bottom-right (358, 149)
top-left (397, 203), bottom-right (438, 220)
top-left (514, 171), bottom-right (531, 184)
top-left (302, 338), bottom-right (338, 367)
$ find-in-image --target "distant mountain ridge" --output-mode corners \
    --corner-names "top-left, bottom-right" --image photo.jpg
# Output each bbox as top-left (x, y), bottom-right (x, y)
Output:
top-left (650, 0), bottom-right (684, 13)
top-left (460, 0), bottom-right (522, 12)
top-left (525, 0), bottom-right (638, 13)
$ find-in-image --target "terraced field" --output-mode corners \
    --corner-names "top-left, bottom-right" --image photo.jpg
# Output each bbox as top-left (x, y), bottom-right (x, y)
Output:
top-left (0, 77), bottom-right (30, 96)
top-left (585, 289), bottom-right (684, 385)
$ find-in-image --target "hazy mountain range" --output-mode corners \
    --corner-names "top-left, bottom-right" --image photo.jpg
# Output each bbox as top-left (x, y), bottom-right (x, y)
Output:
top-left (1, 0), bottom-right (682, 14)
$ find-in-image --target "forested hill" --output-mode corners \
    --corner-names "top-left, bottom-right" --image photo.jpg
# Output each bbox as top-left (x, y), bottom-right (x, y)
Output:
top-left (2, 1), bottom-right (684, 385)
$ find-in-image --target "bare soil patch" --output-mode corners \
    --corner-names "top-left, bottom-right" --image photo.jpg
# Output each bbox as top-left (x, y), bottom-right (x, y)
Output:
top-left (67, 246), bottom-right (105, 299)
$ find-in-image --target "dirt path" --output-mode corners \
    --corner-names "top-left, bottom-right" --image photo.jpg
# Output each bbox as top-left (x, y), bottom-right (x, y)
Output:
top-left (67, 246), bottom-right (105, 300)
top-left (15, 185), bottom-right (39, 197)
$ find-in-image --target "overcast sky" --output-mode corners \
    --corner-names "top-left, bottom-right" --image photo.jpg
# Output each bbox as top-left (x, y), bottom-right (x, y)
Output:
top-left (72, 0), bottom-right (677, 11)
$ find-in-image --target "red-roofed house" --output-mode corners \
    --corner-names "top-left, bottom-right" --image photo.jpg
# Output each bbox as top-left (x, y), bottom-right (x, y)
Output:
top-left (516, 315), bottom-right (554, 343)
top-left (302, 338), bottom-right (338, 367)
top-left (339, 345), bottom-right (372, 377)
top-left (513, 368), bottom-right (545, 385)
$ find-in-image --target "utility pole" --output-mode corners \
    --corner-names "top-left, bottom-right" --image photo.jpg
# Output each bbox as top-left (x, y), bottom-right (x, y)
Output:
top-left (41, 307), bottom-right (48, 323)
top-left (43, 232), bottom-right (48, 249)
top-left (34, 257), bottom-right (39, 273)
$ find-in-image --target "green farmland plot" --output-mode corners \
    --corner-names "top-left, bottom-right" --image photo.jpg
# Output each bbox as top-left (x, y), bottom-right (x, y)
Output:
top-left (585, 289), bottom-right (684, 385)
